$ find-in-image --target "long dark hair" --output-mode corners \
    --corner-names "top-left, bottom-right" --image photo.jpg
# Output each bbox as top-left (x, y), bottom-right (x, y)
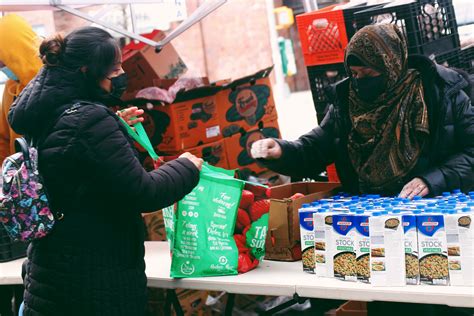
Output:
top-left (39, 27), bottom-right (121, 82)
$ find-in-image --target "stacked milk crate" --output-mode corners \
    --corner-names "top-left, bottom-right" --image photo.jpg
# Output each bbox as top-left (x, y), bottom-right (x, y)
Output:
top-left (296, 0), bottom-right (463, 124)
top-left (299, 190), bottom-right (474, 287)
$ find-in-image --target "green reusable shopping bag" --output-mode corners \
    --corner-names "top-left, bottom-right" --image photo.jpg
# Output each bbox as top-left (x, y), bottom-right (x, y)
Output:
top-left (120, 118), bottom-right (269, 278)
top-left (170, 163), bottom-right (244, 278)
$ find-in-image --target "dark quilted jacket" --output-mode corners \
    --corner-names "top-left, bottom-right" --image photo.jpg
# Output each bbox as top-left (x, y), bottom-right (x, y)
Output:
top-left (262, 56), bottom-right (474, 196)
top-left (8, 66), bottom-right (200, 316)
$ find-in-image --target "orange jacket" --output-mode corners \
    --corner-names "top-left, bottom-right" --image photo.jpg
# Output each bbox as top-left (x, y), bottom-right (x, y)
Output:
top-left (0, 14), bottom-right (42, 162)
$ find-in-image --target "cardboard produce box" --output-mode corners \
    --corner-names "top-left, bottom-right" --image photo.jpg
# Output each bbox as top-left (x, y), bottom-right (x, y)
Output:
top-left (142, 211), bottom-right (167, 241)
top-left (166, 139), bottom-right (229, 169)
top-left (217, 67), bottom-right (278, 138)
top-left (265, 182), bottom-right (341, 261)
top-left (147, 288), bottom-right (211, 316)
top-left (122, 30), bottom-right (187, 92)
top-left (125, 85), bottom-right (223, 153)
top-left (224, 119), bottom-right (280, 178)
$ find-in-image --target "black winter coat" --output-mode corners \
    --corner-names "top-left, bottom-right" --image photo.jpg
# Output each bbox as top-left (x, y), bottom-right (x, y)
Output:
top-left (263, 56), bottom-right (474, 196)
top-left (8, 66), bottom-right (200, 316)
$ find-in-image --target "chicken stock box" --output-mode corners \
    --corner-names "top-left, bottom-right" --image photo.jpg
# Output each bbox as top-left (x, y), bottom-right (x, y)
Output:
top-left (124, 85), bottom-right (222, 153)
top-left (265, 182), bottom-right (341, 261)
top-left (224, 120), bottom-right (280, 178)
top-left (217, 67), bottom-right (278, 137)
top-left (122, 30), bottom-right (187, 92)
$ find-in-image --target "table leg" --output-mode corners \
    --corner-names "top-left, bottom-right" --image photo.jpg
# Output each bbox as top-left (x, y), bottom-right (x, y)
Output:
top-left (224, 293), bottom-right (235, 316)
top-left (165, 289), bottom-right (184, 316)
top-left (259, 293), bottom-right (308, 316)
top-left (164, 289), bottom-right (172, 316)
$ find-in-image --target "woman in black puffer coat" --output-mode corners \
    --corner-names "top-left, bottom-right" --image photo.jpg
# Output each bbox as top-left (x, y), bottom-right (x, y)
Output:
top-left (8, 27), bottom-right (202, 316)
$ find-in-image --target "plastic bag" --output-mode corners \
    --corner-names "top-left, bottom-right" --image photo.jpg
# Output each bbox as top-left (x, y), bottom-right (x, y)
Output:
top-left (168, 77), bottom-right (205, 102)
top-left (136, 87), bottom-right (173, 103)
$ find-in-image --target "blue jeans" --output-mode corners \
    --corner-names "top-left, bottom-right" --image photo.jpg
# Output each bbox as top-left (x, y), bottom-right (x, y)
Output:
top-left (18, 301), bottom-right (24, 316)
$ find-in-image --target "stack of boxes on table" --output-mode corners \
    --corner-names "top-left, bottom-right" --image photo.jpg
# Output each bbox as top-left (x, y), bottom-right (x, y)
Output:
top-left (298, 190), bottom-right (474, 287)
top-left (121, 30), bottom-right (280, 180)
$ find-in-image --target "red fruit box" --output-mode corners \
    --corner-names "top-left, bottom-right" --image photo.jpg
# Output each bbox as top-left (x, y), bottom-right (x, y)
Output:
top-left (265, 182), bottom-right (340, 261)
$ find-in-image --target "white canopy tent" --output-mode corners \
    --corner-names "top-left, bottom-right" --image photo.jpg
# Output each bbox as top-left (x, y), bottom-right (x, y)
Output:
top-left (0, 0), bottom-right (227, 52)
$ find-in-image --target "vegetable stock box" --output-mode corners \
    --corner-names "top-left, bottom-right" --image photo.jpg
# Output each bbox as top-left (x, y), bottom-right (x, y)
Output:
top-left (122, 30), bottom-right (187, 92)
top-left (123, 85), bottom-right (223, 153)
top-left (265, 182), bottom-right (340, 261)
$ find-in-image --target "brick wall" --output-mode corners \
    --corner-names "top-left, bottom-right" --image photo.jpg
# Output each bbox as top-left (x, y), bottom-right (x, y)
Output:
top-left (20, 0), bottom-right (276, 83)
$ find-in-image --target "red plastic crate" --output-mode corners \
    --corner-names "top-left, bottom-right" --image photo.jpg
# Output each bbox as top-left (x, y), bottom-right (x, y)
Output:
top-left (327, 164), bottom-right (340, 183)
top-left (297, 4), bottom-right (350, 66)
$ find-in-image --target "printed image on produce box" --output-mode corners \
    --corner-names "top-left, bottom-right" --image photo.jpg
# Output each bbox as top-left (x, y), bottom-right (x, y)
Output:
top-left (217, 67), bottom-right (278, 138)
top-left (225, 120), bottom-right (280, 178)
top-left (142, 210), bottom-right (167, 241)
top-left (416, 213), bottom-right (449, 285)
top-left (122, 30), bottom-right (187, 92)
top-left (266, 182), bottom-right (340, 262)
top-left (124, 85), bottom-right (222, 153)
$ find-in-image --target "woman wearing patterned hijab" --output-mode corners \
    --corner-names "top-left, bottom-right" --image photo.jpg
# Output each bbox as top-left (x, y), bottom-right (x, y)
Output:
top-left (252, 24), bottom-right (474, 198)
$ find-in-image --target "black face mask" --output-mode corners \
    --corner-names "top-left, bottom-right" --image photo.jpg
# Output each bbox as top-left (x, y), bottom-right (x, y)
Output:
top-left (108, 73), bottom-right (128, 99)
top-left (352, 75), bottom-right (386, 102)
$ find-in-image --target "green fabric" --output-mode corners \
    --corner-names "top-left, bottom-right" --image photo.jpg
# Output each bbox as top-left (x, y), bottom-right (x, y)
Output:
top-left (170, 163), bottom-right (244, 278)
top-left (245, 213), bottom-right (269, 261)
top-left (119, 117), bottom-right (159, 161)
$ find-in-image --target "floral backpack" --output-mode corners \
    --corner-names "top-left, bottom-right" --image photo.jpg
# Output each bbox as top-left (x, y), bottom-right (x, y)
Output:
top-left (0, 137), bottom-right (57, 242)
top-left (0, 104), bottom-right (84, 242)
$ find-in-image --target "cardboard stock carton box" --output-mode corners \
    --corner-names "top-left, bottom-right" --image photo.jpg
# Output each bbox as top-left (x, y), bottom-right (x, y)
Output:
top-left (265, 182), bottom-right (341, 261)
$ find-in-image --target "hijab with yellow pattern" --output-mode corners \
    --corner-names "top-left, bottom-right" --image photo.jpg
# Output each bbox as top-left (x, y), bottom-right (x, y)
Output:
top-left (345, 24), bottom-right (430, 194)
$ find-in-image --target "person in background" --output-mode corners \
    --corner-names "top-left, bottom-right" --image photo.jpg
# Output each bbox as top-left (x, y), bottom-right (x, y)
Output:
top-left (252, 24), bottom-right (474, 199)
top-left (251, 24), bottom-right (474, 316)
top-left (0, 14), bottom-right (43, 316)
top-left (9, 26), bottom-right (202, 316)
top-left (0, 14), bottom-right (43, 163)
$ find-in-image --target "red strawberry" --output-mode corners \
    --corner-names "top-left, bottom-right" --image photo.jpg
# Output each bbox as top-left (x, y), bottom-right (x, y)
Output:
top-left (250, 258), bottom-right (260, 270)
top-left (249, 199), bottom-right (270, 222)
top-left (239, 190), bottom-right (255, 210)
top-left (237, 253), bottom-right (253, 273)
top-left (245, 185), bottom-right (271, 199)
top-left (236, 208), bottom-right (251, 232)
top-left (290, 193), bottom-right (305, 200)
top-left (234, 234), bottom-right (248, 253)
top-left (291, 244), bottom-right (302, 260)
